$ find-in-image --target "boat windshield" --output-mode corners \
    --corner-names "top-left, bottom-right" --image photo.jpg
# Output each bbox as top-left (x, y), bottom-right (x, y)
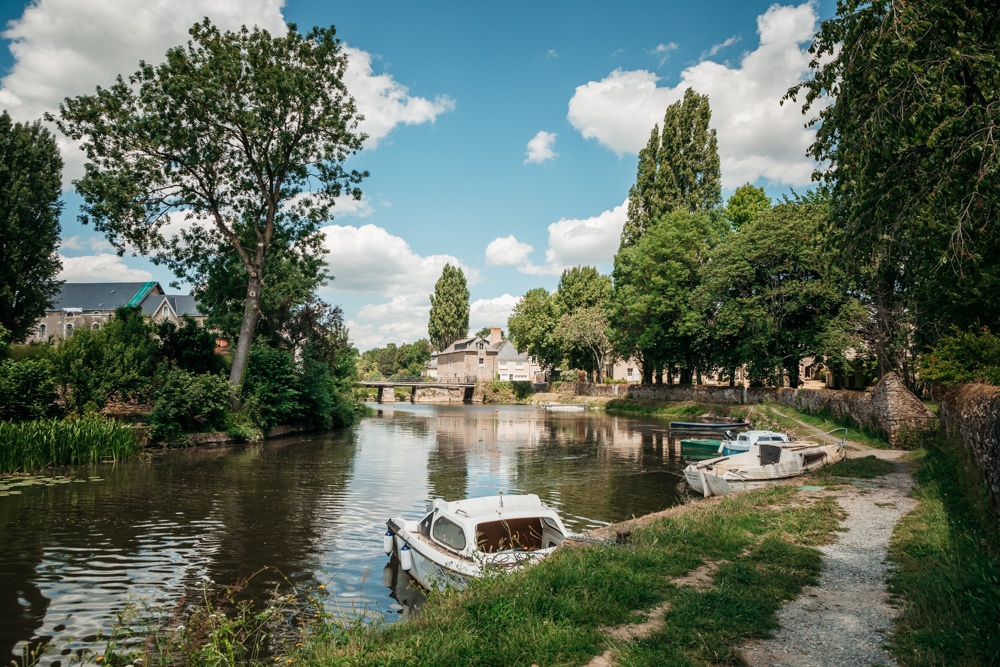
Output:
top-left (432, 516), bottom-right (467, 551)
top-left (475, 517), bottom-right (545, 553)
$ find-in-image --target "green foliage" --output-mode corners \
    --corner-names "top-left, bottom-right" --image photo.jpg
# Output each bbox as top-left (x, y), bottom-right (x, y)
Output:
top-left (49, 305), bottom-right (159, 413)
top-left (148, 368), bottom-right (231, 442)
top-left (554, 267), bottom-right (613, 380)
top-left (241, 343), bottom-right (303, 432)
top-left (0, 111), bottom-right (64, 344)
top-left (611, 210), bottom-right (722, 384)
top-left (54, 19), bottom-right (367, 390)
top-left (0, 417), bottom-right (140, 474)
top-left (156, 316), bottom-right (225, 375)
top-left (0, 358), bottom-right (56, 422)
top-left (359, 339), bottom-right (432, 379)
top-left (428, 263), bottom-right (470, 351)
top-left (698, 200), bottom-right (851, 387)
top-left (621, 87), bottom-right (721, 247)
top-left (921, 327), bottom-right (1000, 386)
top-left (789, 0), bottom-right (1000, 381)
top-left (481, 380), bottom-right (534, 403)
top-left (724, 182), bottom-right (772, 230)
top-left (507, 287), bottom-right (562, 372)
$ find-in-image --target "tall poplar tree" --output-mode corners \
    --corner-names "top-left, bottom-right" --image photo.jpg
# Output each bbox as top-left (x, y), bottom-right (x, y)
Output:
top-left (621, 88), bottom-right (721, 247)
top-left (0, 111), bottom-right (63, 343)
top-left (54, 20), bottom-right (367, 395)
top-left (428, 263), bottom-right (470, 351)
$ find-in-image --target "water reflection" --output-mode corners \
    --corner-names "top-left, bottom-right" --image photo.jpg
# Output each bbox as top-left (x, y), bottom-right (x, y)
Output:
top-left (1, 404), bottom-right (697, 664)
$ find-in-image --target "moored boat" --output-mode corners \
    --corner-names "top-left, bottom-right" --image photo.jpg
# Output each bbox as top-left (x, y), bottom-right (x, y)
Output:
top-left (669, 420), bottom-right (750, 430)
top-left (683, 428), bottom-right (847, 497)
top-left (679, 437), bottom-right (723, 460)
top-left (384, 493), bottom-right (569, 591)
top-left (543, 404), bottom-right (586, 412)
top-left (718, 429), bottom-right (790, 455)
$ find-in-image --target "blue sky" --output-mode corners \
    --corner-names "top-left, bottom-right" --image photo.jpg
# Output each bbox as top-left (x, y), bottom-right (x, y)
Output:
top-left (0, 0), bottom-right (836, 350)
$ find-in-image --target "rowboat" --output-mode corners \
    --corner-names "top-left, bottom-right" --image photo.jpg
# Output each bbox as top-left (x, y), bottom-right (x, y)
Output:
top-left (384, 493), bottom-right (568, 591)
top-left (669, 420), bottom-right (750, 430)
top-left (679, 437), bottom-right (723, 460)
top-left (683, 428), bottom-right (847, 497)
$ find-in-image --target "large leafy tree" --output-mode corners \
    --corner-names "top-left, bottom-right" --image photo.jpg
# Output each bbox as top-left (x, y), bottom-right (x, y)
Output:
top-left (698, 198), bottom-right (853, 387)
top-left (428, 263), bottom-right (469, 351)
top-left (0, 111), bottom-right (63, 343)
top-left (553, 266), bottom-right (612, 380)
top-left (621, 88), bottom-right (721, 247)
top-left (54, 20), bottom-right (367, 394)
top-left (788, 0), bottom-right (1000, 378)
top-left (724, 183), bottom-right (772, 230)
top-left (611, 210), bottom-right (721, 384)
top-left (507, 287), bottom-right (562, 373)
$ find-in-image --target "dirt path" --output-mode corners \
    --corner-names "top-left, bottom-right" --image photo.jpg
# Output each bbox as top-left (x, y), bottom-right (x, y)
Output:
top-left (739, 412), bottom-right (916, 666)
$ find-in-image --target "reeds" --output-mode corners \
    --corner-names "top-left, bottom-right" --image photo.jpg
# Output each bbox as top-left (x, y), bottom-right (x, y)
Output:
top-left (0, 418), bottom-right (141, 474)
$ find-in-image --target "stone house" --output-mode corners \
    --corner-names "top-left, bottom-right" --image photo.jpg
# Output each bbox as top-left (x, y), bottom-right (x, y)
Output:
top-left (31, 282), bottom-right (204, 342)
top-left (433, 327), bottom-right (541, 382)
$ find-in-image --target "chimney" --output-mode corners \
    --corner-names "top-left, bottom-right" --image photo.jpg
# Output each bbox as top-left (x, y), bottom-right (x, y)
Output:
top-left (489, 327), bottom-right (502, 346)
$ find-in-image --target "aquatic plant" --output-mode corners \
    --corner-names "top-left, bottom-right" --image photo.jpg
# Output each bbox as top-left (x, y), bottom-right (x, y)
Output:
top-left (0, 418), bottom-right (141, 474)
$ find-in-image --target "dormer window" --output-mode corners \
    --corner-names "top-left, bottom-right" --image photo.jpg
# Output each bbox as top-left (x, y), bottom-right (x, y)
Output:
top-left (477, 342), bottom-right (484, 350)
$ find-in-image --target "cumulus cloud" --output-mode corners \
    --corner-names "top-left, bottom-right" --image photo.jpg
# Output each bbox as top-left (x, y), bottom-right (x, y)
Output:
top-left (58, 253), bottom-right (154, 282)
top-left (524, 130), bottom-right (558, 164)
top-left (0, 0), bottom-right (453, 182)
top-left (347, 293), bottom-right (432, 351)
top-left (485, 201), bottom-right (627, 276)
top-left (650, 42), bottom-right (679, 67)
top-left (485, 235), bottom-right (534, 266)
top-left (567, 2), bottom-right (823, 188)
top-left (321, 223), bottom-right (476, 294)
top-left (470, 294), bottom-right (520, 333)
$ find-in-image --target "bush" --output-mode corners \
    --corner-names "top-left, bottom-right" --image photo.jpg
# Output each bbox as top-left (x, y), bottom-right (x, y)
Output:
top-left (157, 316), bottom-right (226, 375)
top-left (149, 368), bottom-right (231, 442)
top-left (921, 326), bottom-right (1000, 386)
top-left (241, 343), bottom-right (302, 432)
top-left (0, 358), bottom-right (57, 421)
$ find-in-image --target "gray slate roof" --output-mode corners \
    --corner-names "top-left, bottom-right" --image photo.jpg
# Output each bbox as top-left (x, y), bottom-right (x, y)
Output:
top-left (50, 282), bottom-right (200, 316)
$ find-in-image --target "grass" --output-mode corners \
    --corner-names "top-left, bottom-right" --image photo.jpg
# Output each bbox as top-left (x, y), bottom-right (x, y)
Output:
top-left (0, 417), bottom-right (143, 474)
top-left (813, 454), bottom-right (896, 480)
top-left (746, 403), bottom-right (892, 449)
top-left (886, 438), bottom-right (1000, 666)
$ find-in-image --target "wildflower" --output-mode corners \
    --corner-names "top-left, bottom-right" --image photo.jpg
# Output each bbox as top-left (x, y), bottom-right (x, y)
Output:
top-left (317, 584), bottom-right (325, 590)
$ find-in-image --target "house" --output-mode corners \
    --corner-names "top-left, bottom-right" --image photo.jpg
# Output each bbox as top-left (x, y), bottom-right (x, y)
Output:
top-left (432, 327), bottom-right (542, 382)
top-left (31, 282), bottom-right (204, 342)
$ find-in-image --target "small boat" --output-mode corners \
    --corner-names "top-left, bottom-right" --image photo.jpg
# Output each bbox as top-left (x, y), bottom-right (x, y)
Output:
top-left (718, 429), bottom-right (790, 456)
top-left (669, 420), bottom-right (750, 430)
top-left (384, 493), bottom-right (569, 591)
top-left (679, 437), bottom-right (723, 460)
top-left (544, 404), bottom-right (586, 412)
top-left (683, 428), bottom-right (847, 497)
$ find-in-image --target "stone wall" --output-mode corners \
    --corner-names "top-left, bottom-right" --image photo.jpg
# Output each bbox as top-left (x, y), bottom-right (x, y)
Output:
top-left (412, 386), bottom-right (467, 403)
top-left (939, 384), bottom-right (1000, 518)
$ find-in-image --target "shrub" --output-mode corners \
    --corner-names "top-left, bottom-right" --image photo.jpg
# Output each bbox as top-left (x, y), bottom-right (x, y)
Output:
top-left (241, 343), bottom-right (302, 432)
top-left (921, 326), bottom-right (1000, 386)
top-left (149, 368), bottom-right (231, 442)
top-left (0, 358), bottom-right (57, 421)
top-left (157, 316), bottom-right (226, 375)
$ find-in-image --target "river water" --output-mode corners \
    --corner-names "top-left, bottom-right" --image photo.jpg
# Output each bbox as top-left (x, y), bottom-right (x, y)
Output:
top-left (0, 403), bottom-right (698, 664)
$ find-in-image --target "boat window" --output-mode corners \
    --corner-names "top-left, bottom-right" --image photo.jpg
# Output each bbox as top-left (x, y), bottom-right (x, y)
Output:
top-left (419, 515), bottom-right (432, 537)
top-left (476, 518), bottom-right (544, 553)
top-left (432, 517), bottom-right (467, 551)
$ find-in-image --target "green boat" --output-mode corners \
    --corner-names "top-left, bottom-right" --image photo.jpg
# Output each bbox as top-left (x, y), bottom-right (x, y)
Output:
top-left (680, 438), bottom-right (722, 460)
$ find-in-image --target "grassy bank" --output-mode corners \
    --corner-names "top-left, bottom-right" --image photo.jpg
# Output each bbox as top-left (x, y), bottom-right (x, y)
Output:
top-left (99, 484), bottom-right (847, 666)
top-left (0, 418), bottom-right (142, 474)
top-left (886, 438), bottom-right (1000, 665)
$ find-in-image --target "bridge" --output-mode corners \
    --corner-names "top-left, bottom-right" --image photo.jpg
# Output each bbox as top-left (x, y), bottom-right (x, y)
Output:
top-left (356, 376), bottom-right (479, 403)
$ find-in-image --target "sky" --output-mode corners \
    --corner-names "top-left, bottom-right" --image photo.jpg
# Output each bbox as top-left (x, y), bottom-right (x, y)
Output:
top-left (0, 0), bottom-right (836, 351)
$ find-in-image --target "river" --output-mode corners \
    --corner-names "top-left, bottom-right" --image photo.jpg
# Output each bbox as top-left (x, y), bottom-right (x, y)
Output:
top-left (0, 403), bottom-right (698, 665)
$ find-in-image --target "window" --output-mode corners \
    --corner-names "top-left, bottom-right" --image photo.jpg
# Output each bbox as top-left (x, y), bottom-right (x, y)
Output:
top-left (627, 368), bottom-right (634, 378)
top-left (478, 357), bottom-right (485, 367)
top-left (64, 323), bottom-right (74, 335)
top-left (515, 362), bottom-right (524, 369)
top-left (92, 323), bottom-right (101, 330)
top-left (37, 324), bottom-right (46, 340)
top-left (432, 517), bottom-right (467, 551)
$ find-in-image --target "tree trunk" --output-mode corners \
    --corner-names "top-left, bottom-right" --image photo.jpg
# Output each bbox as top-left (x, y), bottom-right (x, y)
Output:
top-left (228, 273), bottom-right (264, 405)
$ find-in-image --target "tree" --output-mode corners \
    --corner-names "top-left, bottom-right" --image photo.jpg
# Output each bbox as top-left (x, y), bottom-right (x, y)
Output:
top-left (553, 266), bottom-right (612, 379)
top-left (724, 183), bottom-right (772, 230)
top-left (507, 288), bottom-right (562, 373)
top-left (621, 88), bottom-right (721, 247)
top-left (611, 210), bottom-right (721, 384)
top-left (787, 0), bottom-right (1000, 379)
top-left (54, 19), bottom-right (367, 395)
top-left (0, 111), bottom-right (63, 343)
top-left (697, 199), bottom-right (852, 387)
top-left (428, 263), bottom-right (469, 351)
top-left (560, 307), bottom-right (613, 382)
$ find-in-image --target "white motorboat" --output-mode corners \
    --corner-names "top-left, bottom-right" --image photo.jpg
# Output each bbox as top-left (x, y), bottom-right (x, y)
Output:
top-left (684, 428), bottom-right (847, 497)
top-left (543, 404), bottom-right (586, 412)
top-left (718, 429), bottom-right (791, 455)
top-left (384, 493), bottom-right (569, 591)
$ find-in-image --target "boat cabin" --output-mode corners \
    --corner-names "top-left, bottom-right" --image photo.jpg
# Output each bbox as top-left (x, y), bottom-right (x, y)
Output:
top-left (417, 495), bottom-right (566, 556)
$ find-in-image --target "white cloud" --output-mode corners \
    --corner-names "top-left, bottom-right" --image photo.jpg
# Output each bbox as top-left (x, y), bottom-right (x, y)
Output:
top-left (567, 2), bottom-right (824, 188)
top-left (524, 130), bottom-right (558, 164)
top-left (0, 1), bottom-right (453, 183)
top-left (344, 46), bottom-right (456, 148)
top-left (488, 201), bottom-right (627, 276)
top-left (59, 235), bottom-right (114, 253)
top-left (58, 253), bottom-right (153, 282)
top-left (321, 223), bottom-right (476, 294)
top-left (470, 294), bottom-right (520, 333)
top-left (650, 42), bottom-right (679, 67)
top-left (485, 235), bottom-right (534, 266)
top-left (347, 293), bottom-right (431, 351)
top-left (701, 35), bottom-right (741, 60)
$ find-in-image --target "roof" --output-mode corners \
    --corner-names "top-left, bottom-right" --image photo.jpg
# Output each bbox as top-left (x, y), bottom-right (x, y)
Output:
top-left (439, 336), bottom-right (490, 355)
top-left (52, 282), bottom-right (163, 311)
top-left (493, 339), bottom-right (528, 362)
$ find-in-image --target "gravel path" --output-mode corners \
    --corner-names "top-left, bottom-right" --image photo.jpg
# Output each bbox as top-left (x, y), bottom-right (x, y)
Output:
top-left (740, 444), bottom-right (916, 667)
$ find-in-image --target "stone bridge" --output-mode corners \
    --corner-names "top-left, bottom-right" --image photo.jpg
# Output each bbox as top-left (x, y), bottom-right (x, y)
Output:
top-left (357, 377), bottom-right (479, 403)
